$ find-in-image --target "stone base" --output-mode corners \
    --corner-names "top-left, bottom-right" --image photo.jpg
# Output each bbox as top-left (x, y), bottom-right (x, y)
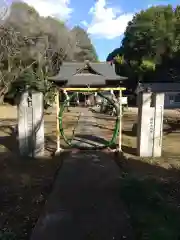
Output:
top-left (53, 148), bottom-right (64, 156)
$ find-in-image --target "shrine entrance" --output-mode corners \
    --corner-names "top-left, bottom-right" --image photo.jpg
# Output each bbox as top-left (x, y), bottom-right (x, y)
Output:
top-left (48, 61), bottom-right (127, 152)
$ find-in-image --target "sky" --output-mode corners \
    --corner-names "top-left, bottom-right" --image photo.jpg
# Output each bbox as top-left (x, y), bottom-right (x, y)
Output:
top-left (3, 0), bottom-right (180, 60)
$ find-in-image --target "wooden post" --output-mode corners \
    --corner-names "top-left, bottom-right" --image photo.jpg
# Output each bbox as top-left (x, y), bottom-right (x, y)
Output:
top-left (55, 90), bottom-right (61, 153)
top-left (118, 89), bottom-right (122, 152)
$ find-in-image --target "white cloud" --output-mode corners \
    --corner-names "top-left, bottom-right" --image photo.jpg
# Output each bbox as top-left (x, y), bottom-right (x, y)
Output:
top-left (23, 0), bottom-right (73, 20)
top-left (85, 0), bottom-right (133, 39)
top-left (80, 20), bottom-right (88, 27)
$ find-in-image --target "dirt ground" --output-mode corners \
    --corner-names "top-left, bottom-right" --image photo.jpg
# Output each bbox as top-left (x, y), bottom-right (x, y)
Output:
top-left (119, 108), bottom-right (180, 239)
top-left (0, 105), bottom-right (180, 239)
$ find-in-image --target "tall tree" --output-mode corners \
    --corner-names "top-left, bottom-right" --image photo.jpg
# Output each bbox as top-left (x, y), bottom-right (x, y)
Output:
top-left (122, 5), bottom-right (175, 64)
top-left (71, 26), bottom-right (98, 62)
top-left (106, 47), bottom-right (123, 62)
top-left (108, 4), bottom-right (180, 83)
top-left (0, 2), bottom-right (98, 105)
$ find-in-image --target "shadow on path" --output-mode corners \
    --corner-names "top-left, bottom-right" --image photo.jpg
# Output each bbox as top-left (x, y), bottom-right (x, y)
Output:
top-left (74, 134), bottom-right (107, 145)
top-left (31, 150), bottom-right (134, 240)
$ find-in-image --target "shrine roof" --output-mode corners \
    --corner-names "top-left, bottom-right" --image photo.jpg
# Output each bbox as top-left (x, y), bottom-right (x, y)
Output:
top-left (135, 82), bottom-right (180, 93)
top-left (48, 61), bottom-right (127, 86)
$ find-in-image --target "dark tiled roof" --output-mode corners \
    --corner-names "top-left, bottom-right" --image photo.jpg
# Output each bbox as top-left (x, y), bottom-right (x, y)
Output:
top-left (48, 61), bottom-right (127, 86)
top-left (49, 62), bottom-right (84, 81)
top-left (90, 62), bottom-right (121, 79)
top-left (136, 82), bottom-right (180, 93)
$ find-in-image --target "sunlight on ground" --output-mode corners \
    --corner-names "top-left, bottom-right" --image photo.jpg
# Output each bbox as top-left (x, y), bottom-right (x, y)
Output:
top-left (0, 105), bottom-right (180, 239)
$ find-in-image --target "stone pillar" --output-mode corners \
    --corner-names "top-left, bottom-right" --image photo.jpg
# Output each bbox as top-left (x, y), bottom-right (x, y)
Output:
top-left (18, 91), bottom-right (32, 156)
top-left (18, 91), bottom-right (44, 157)
top-left (152, 93), bottom-right (164, 157)
top-left (32, 92), bottom-right (44, 157)
top-left (137, 92), bottom-right (155, 157)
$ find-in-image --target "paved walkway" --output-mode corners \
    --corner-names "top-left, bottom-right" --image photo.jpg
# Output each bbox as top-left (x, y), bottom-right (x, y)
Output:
top-left (70, 108), bottom-right (106, 148)
top-left (31, 108), bottom-right (133, 240)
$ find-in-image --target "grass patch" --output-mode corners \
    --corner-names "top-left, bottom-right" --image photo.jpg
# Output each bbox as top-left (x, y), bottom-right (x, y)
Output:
top-left (0, 230), bottom-right (16, 240)
top-left (120, 174), bottom-right (180, 240)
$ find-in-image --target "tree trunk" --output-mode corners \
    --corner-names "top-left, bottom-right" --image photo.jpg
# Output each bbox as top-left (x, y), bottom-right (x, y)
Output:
top-left (0, 87), bottom-right (8, 104)
top-left (0, 95), bottom-right (5, 104)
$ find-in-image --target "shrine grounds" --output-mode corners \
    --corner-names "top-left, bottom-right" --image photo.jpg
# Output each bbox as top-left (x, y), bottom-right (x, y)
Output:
top-left (0, 105), bottom-right (180, 239)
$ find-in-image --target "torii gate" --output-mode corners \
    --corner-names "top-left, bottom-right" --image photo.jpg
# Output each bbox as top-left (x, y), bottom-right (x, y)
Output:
top-left (49, 60), bottom-right (127, 153)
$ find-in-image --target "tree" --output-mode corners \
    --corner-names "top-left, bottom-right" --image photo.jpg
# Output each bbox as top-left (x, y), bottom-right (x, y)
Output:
top-left (122, 5), bottom-right (176, 64)
top-left (107, 4), bottom-right (180, 85)
top-left (71, 26), bottom-right (98, 62)
top-left (0, 2), bottom-right (98, 106)
top-left (0, 26), bottom-right (27, 102)
top-left (106, 47), bottom-right (123, 62)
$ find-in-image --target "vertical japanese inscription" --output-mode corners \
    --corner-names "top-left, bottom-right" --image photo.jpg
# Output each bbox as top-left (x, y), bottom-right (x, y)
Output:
top-left (150, 117), bottom-right (154, 134)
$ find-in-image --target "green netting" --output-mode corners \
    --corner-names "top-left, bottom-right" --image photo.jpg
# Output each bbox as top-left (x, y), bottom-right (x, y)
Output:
top-left (58, 91), bottom-right (120, 150)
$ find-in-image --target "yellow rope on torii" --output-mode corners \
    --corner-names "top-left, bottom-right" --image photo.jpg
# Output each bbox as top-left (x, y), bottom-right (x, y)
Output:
top-left (59, 87), bottom-right (126, 91)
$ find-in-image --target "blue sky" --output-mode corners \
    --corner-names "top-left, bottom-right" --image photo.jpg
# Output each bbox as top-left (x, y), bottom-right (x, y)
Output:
top-left (8, 0), bottom-right (180, 60)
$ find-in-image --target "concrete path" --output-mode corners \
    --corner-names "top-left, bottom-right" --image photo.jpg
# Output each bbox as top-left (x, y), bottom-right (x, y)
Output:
top-left (70, 108), bottom-right (106, 148)
top-left (31, 108), bottom-right (133, 240)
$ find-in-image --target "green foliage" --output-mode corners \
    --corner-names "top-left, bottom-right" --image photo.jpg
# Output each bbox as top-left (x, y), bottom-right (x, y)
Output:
top-left (106, 47), bottom-right (123, 62)
top-left (6, 67), bottom-right (56, 108)
top-left (120, 175), bottom-right (180, 239)
top-left (122, 5), bottom-right (176, 63)
top-left (0, 230), bottom-right (16, 240)
top-left (121, 4), bottom-right (180, 80)
top-left (107, 4), bottom-right (180, 88)
top-left (43, 77), bottom-right (56, 109)
top-left (114, 55), bottom-right (125, 65)
top-left (139, 60), bottom-right (155, 72)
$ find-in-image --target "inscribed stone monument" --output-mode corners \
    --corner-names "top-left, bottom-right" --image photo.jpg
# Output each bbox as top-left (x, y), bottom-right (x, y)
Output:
top-left (137, 92), bottom-right (164, 157)
top-left (18, 91), bottom-right (44, 157)
top-left (137, 92), bottom-right (155, 157)
top-left (152, 93), bottom-right (164, 157)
